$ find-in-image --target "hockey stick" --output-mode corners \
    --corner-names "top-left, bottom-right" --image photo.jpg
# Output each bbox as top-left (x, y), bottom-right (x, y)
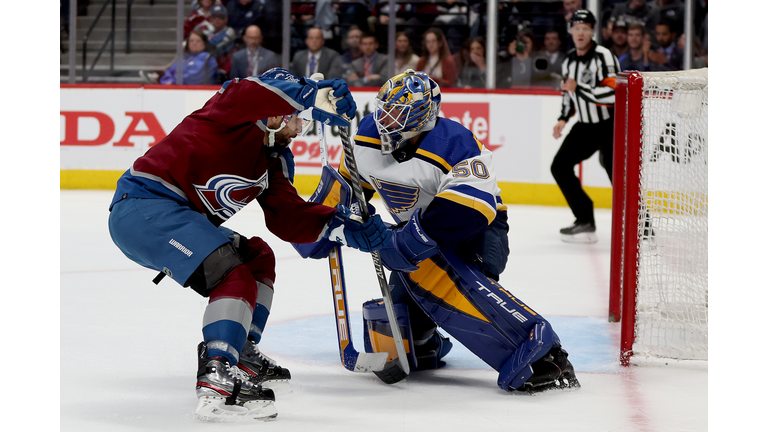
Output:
top-left (318, 124), bottom-right (389, 373)
top-left (338, 125), bottom-right (410, 383)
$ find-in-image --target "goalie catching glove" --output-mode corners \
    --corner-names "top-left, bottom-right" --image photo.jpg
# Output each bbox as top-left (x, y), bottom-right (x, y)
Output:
top-left (323, 205), bottom-right (391, 252)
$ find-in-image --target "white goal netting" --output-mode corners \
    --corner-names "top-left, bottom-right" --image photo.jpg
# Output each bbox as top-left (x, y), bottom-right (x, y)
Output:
top-left (633, 69), bottom-right (708, 360)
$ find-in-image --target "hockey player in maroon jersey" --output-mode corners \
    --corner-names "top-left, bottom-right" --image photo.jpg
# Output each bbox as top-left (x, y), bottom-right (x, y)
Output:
top-left (107, 68), bottom-right (392, 421)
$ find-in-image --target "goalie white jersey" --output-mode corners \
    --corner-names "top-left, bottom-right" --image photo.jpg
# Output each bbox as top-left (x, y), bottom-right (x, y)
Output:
top-left (340, 114), bottom-right (504, 240)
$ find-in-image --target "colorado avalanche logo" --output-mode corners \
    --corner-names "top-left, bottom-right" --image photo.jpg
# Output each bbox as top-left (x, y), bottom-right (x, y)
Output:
top-left (194, 173), bottom-right (269, 220)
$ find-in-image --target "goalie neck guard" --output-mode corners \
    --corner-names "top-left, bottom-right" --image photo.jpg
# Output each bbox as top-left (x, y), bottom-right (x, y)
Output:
top-left (374, 69), bottom-right (441, 155)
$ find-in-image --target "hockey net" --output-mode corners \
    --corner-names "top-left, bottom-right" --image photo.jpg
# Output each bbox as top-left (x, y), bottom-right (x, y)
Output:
top-left (610, 69), bottom-right (708, 365)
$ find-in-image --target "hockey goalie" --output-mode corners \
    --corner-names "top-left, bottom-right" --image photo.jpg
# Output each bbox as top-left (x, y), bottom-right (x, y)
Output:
top-left (295, 70), bottom-right (581, 394)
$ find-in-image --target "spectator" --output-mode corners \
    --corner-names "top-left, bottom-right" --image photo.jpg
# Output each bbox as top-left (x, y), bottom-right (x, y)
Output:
top-left (601, 10), bottom-right (614, 46)
top-left (609, 0), bottom-right (653, 31)
top-left (227, 0), bottom-right (261, 35)
top-left (346, 32), bottom-right (388, 87)
top-left (558, 0), bottom-right (583, 52)
top-left (253, 0), bottom-right (283, 53)
top-left (159, 30), bottom-right (218, 85)
top-left (610, 19), bottom-right (630, 58)
top-left (677, 14), bottom-right (708, 69)
top-left (456, 37), bottom-right (486, 89)
top-left (646, 0), bottom-right (685, 38)
top-left (195, 4), bottom-right (237, 76)
top-left (394, 31), bottom-right (420, 75)
top-left (416, 28), bottom-right (457, 88)
top-left (184, 0), bottom-right (215, 38)
top-left (533, 29), bottom-right (565, 88)
top-left (562, 0), bottom-right (583, 24)
top-left (341, 25), bottom-right (363, 67)
top-left (541, 29), bottom-right (564, 73)
top-left (229, 25), bottom-right (280, 79)
top-left (290, 27), bottom-right (345, 79)
top-left (314, 0), bottom-right (340, 42)
top-left (368, 0), bottom-right (424, 53)
top-left (648, 19), bottom-right (683, 70)
top-left (433, 0), bottom-right (470, 54)
top-left (618, 23), bottom-right (655, 71)
top-left (497, 30), bottom-right (539, 88)
top-left (338, 1), bottom-right (372, 34)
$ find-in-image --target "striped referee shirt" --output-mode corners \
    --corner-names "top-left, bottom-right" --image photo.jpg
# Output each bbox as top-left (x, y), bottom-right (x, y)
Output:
top-left (559, 42), bottom-right (620, 124)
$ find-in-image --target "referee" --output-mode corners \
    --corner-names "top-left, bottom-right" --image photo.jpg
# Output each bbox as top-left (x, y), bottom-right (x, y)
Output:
top-left (551, 9), bottom-right (619, 243)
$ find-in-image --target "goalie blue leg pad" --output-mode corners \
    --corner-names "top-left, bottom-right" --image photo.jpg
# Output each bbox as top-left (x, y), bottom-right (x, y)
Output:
top-left (398, 251), bottom-right (561, 390)
top-left (497, 320), bottom-right (559, 390)
top-left (291, 165), bottom-right (353, 259)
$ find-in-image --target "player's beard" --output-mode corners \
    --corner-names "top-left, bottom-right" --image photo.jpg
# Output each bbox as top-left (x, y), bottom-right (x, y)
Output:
top-left (264, 126), bottom-right (297, 148)
top-left (272, 131), bottom-right (293, 148)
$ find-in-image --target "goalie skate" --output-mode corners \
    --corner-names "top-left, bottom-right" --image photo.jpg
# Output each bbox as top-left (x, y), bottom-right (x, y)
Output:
top-left (511, 347), bottom-right (581, 395)
top-left (237, 339), bottom-right (292, 394)
top-left (195, 343), bottom-right (277, 422)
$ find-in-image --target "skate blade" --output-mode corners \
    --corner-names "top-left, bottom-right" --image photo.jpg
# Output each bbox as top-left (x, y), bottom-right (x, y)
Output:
top-left (194, 396), bottom-right (278, 422)
top-left (260, 379), bottom-right (292, 395)
top-left (560, 232), bottom-right (597, 244)
top-left (513, 374), bottom-right (582, 395)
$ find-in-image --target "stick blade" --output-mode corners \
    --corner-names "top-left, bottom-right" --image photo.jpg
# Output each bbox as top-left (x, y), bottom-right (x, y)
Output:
top-left (352, 352), bottom-right (389, 373)
top-left (373, 360), bottom-right (409, 385)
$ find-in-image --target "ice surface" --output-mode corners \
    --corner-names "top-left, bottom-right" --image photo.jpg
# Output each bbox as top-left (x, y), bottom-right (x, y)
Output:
top-left (60, 190), bottom-right (708, 431)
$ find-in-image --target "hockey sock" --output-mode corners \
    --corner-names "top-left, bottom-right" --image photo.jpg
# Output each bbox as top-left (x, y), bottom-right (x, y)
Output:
top-left (249, 280), bottom-right (273, 344)
top-left (202, 266), bottom-right (258, 366)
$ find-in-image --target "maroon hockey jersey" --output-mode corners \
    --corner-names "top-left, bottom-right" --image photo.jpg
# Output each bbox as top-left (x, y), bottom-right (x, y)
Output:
top-left (125, 77), bottom-right (337, 244)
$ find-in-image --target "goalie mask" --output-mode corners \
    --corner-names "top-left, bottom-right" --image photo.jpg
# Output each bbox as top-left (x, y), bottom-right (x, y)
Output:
top-left (374, 69), bottom-right (441, 155)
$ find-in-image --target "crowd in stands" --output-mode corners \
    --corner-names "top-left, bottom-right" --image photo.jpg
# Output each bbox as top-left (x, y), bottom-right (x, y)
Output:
top-left (149, 0), bottom-right (708, 88)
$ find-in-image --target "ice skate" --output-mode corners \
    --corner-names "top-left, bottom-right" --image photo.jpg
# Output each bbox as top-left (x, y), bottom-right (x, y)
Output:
top-left (237, 338), bottom-right (292, 394)
top-left (512, 346), bottom-right (581, 395)
top-left (195, 343), bottom-right (277, 422)
top-left (559, 221), bottom-right (597, 243)
top-left (413, 329), bottom-right (453, 371)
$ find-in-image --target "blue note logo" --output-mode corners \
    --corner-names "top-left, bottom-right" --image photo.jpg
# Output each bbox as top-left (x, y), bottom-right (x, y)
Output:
top-left (371, 177), bottom-right (419, 215)
top-left (194, 173), bottom-right (269, 220)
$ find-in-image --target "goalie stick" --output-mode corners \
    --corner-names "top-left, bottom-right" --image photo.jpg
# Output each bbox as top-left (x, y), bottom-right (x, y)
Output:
top-left (318, 123), bottom-right (389, 373)
top-left (338, 125), bottom-right (410, 383)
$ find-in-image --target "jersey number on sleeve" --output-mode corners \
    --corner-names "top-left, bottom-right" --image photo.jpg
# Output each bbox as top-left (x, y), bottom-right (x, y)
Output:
top-left (452, 160), bottom-right (490, 179)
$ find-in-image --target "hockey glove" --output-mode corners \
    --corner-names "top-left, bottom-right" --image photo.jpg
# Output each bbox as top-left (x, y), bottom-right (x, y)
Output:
top-left (325, 205), bottom-right (391, 253)
top-left (378, 209), bottom-right (439, 273)
top-left (312, 79), bottom-right (357, 127)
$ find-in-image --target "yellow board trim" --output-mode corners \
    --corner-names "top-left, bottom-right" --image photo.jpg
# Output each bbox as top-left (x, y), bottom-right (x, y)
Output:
top-left (408, 258), bottom-right (489, 322)
top-left (60, 171), bottom-right (614, 209)
top-left (435, 190), bottom-right (496, 225)
top-left (415, 148), bottom-right (452, 172)
top-left (60, 170), bottom-right (124, 190)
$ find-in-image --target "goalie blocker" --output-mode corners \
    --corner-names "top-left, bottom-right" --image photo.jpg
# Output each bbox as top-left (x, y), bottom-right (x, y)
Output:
top-left (293, 168), bottom-right (579, 392)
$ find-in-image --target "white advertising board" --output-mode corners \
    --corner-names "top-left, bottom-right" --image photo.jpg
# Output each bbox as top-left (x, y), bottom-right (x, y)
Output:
top-left (60, 85), bottom-right (611, 189)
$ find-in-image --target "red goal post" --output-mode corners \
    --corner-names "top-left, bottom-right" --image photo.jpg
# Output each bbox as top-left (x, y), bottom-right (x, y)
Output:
top-left (609, 69), bottom-right (708, 366)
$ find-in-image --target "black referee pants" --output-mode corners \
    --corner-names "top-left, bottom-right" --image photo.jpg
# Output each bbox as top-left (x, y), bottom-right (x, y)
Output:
top-left (550, 119), bottom-right (614, 225)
